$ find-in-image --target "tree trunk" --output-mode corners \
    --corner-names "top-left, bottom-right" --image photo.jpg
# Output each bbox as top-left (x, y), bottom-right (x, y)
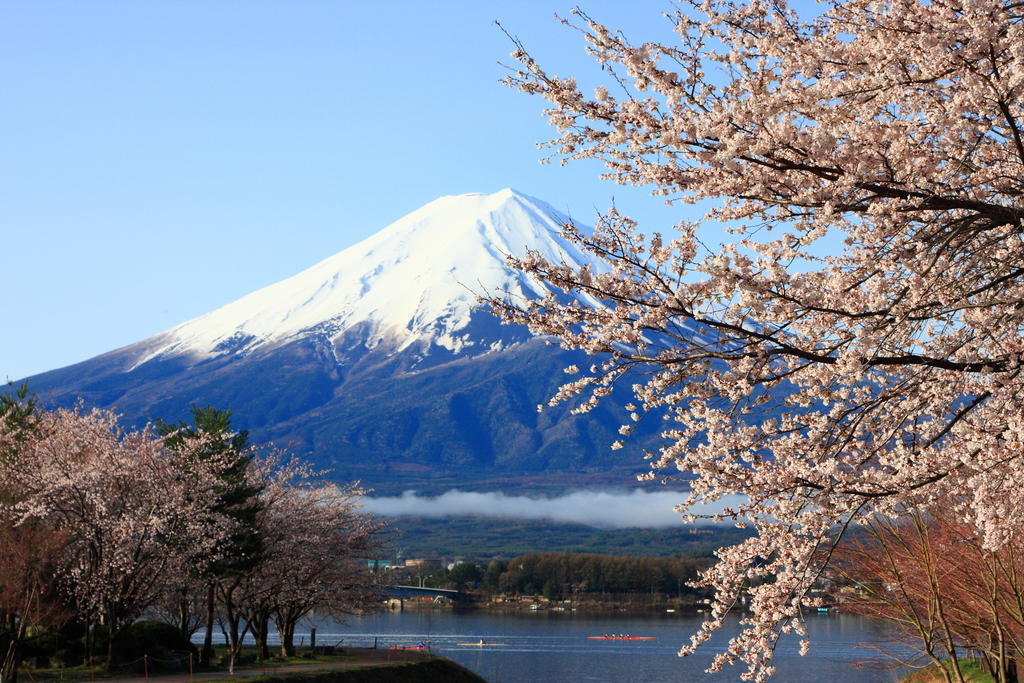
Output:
top-left (200, 584), bottom-right (215, 667)
top-left (1005, 657), bottom-right (1019, 683)
top-left (278, 620), bottom-right (296, 658)
top-left (177, 594), bottom-right (190, 643)
top-left (106, 625), bottom-right (115, 672)
top-left (226, 614), bottom-right (240, 675)
top-left (85, 621), bottom-right (93, 672)
top-left (2, 634), bottom-right (20, 683)
top-left (220, 593), bottom-right (246, 676)
top-left (1, 607), bottom-right (27, 683)
top-left (253, 616), bottom-right (269, 662)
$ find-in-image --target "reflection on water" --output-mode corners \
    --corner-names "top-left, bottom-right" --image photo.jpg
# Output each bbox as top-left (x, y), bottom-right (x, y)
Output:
top-left (301, 610), bottom-right (907, 682)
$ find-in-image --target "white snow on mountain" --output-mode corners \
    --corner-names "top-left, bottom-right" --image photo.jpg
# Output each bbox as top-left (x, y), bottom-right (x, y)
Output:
top-left (132, 189), bottom-right (604, 368)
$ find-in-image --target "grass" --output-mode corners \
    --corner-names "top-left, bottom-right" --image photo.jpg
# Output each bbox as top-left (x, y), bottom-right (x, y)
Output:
top-left (902, 658), bottom-right (995, 682)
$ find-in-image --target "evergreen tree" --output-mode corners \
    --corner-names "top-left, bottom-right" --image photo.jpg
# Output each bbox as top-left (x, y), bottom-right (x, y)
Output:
top-left (0, 383), bottom-right (39, 464)
top-left (157, 405), bottom-right (263, 666)
top-left (482, 560), bottom-right (506, 593)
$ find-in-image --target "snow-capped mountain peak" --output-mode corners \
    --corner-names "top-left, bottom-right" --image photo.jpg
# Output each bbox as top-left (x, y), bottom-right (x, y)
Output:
top-left (135, 189), bottom-right (602, 367)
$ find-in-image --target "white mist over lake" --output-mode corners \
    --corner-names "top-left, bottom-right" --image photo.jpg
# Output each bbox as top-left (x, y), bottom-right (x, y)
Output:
top-left (359, 489), bottom-right (745, 528)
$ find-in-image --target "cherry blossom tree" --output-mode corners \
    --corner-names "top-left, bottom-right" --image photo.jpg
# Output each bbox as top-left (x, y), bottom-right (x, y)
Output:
top-left (489, 1), bottom-right (1024, 679)
top-left (208, 455), bottom-right (384, 669)
top-left (0, 408), bottom-right (230, 667)
top-left (1, 401), bottom-right (380, 674)
top-left (262, 478), bottom-right (385, 658)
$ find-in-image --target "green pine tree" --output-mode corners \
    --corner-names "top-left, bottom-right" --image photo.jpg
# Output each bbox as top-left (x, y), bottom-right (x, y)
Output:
top-left (157, 405), bottom-right (263, 666)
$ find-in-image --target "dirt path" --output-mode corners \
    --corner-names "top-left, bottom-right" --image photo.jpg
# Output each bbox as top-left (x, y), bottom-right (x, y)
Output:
top-left (101, 651), bottom-right (427, 683)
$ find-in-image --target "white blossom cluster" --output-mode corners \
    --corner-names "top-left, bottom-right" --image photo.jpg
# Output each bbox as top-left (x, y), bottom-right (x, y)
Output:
top-left (490, 1), bottom-right (1024, 679)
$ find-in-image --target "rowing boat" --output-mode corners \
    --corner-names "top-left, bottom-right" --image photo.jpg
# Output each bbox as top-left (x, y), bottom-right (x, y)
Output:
top-left (457, 642), bottom-right (508, 647)
top-left (586, 635), bottom-right (657, 640)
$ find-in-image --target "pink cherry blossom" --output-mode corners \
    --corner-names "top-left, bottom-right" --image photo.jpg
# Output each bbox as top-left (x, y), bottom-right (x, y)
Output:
top-left (490, 1), bottom-right (1024, 679)
top-left (0, 408), bottom-right (230, 660)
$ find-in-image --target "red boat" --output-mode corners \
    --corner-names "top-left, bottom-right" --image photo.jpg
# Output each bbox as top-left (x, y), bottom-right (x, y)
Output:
top-left (586, 635), bottom-right (657, 640)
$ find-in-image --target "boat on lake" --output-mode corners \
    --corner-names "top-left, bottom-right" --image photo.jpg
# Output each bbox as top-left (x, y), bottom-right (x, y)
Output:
top-left (586, 635), bottom-right (657, 640)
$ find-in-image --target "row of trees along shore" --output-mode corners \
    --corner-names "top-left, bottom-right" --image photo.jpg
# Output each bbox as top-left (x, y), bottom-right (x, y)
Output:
top-left (0, 388), bottom-right (386, 683)
top-left (484, 553), bottom-right (706, 602)
top-left (392, 553), bottom-right (709, 603)
top-left (484, 0), bottom-right (1024, 680)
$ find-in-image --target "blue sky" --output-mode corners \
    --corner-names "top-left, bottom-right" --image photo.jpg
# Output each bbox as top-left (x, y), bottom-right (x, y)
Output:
top-left (1, 2), bottom-right (724, 381)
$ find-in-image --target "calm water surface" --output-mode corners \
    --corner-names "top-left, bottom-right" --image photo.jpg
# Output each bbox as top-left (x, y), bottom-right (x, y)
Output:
top-left (303, 609), bottom-right (907, 682)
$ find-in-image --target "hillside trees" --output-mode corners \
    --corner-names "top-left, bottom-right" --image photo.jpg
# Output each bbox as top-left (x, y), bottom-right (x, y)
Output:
top-left (490, 0), bottom-right (1024, 679)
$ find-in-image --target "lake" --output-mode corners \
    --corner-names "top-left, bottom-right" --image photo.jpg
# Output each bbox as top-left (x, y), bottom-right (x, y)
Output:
top-left (298, 609), bottom-right (909, 682)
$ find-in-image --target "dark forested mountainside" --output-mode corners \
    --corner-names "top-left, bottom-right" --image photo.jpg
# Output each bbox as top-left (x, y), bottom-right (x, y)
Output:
top-left (382, 517), bottom-right (750, 560)
top-left (22, 336), bottom-right (666, 494)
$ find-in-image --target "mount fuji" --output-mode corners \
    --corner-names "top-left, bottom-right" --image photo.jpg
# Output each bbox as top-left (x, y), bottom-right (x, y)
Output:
top-left (22, 189), bottom-right (655, 493)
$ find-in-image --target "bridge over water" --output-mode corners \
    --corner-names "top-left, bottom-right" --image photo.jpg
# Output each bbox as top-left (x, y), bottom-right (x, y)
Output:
top-left (382, 585), bottom-right (467, 610)
top-left (383, 585), bottom-right (464, 600)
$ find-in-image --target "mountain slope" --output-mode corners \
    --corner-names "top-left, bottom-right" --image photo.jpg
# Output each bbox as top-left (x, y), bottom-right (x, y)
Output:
top-left (131, 188), bottom-right (603, 367)
top-left (22, 189), bottom-right (658, 493)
